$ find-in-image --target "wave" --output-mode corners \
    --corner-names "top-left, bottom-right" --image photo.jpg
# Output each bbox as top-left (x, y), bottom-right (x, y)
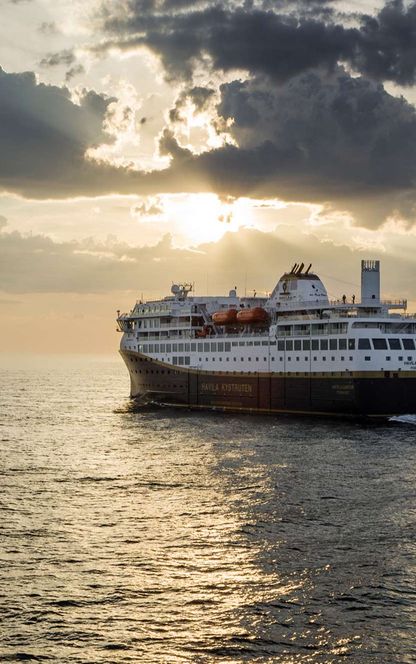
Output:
top-left (390, 414), bottom-right (416, 425)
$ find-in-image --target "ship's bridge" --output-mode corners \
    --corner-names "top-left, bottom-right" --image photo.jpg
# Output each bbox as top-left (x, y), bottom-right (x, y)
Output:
top-left (267, 263), bottom-right (329, 310)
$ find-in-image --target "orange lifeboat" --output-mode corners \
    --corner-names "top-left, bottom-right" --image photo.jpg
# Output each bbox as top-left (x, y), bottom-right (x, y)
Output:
top-left (236, 307), bottom-right (269, 324)
top-left (212, 309), bottom-right (238, 325)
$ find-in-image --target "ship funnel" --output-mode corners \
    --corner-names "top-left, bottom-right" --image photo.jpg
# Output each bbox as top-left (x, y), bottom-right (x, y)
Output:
top-left (361, 260), bottom-right (380, 305)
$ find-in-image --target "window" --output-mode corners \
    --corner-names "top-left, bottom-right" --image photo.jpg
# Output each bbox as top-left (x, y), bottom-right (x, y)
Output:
top-left (341, 356), bottom-right (345, 361)
top-left (320, 340), bottom-right (328, 351)
top-left (225, 342), bottom-right (231, 351)
top-left (313, 356), bottom-right (317, 361)
top-left (365, 356), bottom-right (371, 361)
top-left (211, 342), bottom-right (217, 352)
top-left (305, 357), bottom-right (308, 362)
top-left (294, 340), bottom-right (301, 350)
top-left (331, 356), bottom-right (335, 361)
top-left (329, 339), bottom-right (337, 350)
top-left (386, 356), bottom-right (391, 361)
top-left (339, 339), bottom-right (347, 350)
top-left (178, 357), bottom-right (184, 365)
top-left (399, 356), bottom-right (403, 361)
top-left (254, 341), bottom-right (260, 346)
top-left (373, 338), bottom-right (387, 350)
top-left (296, 357), bottom-right (300, 362)
top-left (191, 343), bottom-right (196, 352)
top-left (348, 339), bottom-right (355, 350)
top-left (278, 340), bottom-right (285, 351)
top-left (358, 338), bottom-right (371, 349)
top-left (388, 338), bottom-right (401, 350)
top-left (286, 340), bottom-right (293, 351)
top-left (403, 339), bottom-right (415, 350)
top-left (303, 340), bottom-right (310, 350)
top-left (178, 343), bottom-right (184, 352)
top-left (312, 340), bottom-right (319, 351)
top-left (204, 342), bottom-right (210, 352)
top-left (408, 356), bottom-right (413, 361)
top-left (239, 341), bottom-right (245, 347)
top-left (218, 342), bottom-right (224, 352)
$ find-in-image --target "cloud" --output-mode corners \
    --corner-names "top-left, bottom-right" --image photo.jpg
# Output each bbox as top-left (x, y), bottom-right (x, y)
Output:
top-left (0, 67), bottom-right (148, 198)
top-left (145, 67), bottom-right (416, 227)
top-left (39, 49), bottom-right (76, 68)
top-left (97, 0), bottom-right (416, 86)
top-left (1, 222), bottom-right (416, 304)
top-left (133, 196), bottom-right (165, 216)
top-left (65, 64), bottom-right (86, 82)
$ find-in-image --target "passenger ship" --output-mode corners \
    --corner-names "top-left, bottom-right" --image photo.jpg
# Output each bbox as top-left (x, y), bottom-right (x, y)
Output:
top-left (117, 260), bottom-right (416, 418)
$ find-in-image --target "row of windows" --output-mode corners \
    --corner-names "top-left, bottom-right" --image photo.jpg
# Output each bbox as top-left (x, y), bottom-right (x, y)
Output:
top-left (277, 323), bottom-right (348, 336)
top-left (163, 354), bottom-right (414, 365)
top-left (280, 338), bottom-right (352, 351)
top-left (139, 337), bottom-right (415, 355)
top-left (279, 337), bottom-right (415, 351)
top-left (357, 338), bottom-right (415, 350)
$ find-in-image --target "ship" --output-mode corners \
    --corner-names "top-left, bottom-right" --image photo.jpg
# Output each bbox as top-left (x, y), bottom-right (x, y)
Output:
top-left (117, 260), bottom-right (416, 419)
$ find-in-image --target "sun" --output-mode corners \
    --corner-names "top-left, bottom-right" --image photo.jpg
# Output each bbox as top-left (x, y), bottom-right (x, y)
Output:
top-left (163, 193), bottom-right (252, 245)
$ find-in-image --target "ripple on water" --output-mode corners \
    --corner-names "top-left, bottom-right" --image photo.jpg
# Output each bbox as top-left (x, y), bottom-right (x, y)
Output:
top-left (0, 356), bottom-right (415, 663)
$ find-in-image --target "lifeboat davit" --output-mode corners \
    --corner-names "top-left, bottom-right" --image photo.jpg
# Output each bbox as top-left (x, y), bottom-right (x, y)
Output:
top-left (212, 309), bottom-right (238, 325)
top-left (236, 307), bottom-right (269, 324)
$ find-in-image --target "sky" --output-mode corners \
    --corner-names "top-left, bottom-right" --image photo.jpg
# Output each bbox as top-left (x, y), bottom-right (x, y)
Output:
top-left (2, 0), bottom-right (416, 354)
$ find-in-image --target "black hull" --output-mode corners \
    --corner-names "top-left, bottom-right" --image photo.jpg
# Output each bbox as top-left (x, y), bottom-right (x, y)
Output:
top-left (121, 350), bottom-right (416, 419)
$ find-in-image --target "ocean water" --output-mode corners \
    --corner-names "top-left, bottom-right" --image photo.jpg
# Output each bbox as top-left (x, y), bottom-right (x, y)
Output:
top-left (1, 355), bottom-right (415, 663)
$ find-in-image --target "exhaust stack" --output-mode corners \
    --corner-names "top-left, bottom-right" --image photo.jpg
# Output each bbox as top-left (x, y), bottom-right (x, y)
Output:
top-left (361, 260), bottom-right (380, 305)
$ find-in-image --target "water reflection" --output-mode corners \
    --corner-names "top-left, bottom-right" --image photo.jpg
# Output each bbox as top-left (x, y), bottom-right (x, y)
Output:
top-left (0, 358), bottom-right (415, 662)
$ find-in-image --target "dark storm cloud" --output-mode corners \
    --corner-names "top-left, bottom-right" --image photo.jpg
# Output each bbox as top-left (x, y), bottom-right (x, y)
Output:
top-left (354, 0), bottom-right (416, 85)
top-left (97, 0), bottom-right (416, 85)
top-left (98, 4), bottom-right (357, 82)
top-left (4, 63), bottom-right (416, 227)
top-left (0, 67), bottom-right (156, 198)
top-left (156, 68), bottom-right (416, 226)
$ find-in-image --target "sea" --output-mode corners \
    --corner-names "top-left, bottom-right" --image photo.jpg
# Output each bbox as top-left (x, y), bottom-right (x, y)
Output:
top-left (1, 354), bottom-right (415, 663)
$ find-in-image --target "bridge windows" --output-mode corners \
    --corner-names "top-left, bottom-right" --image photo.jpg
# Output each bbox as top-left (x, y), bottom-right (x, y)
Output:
top-left (373, 338), bottom-right (387, 349)
top-left (388, 338), bottom-right (402, 350)
top-left (358, 338), bottom-right (371, 349)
